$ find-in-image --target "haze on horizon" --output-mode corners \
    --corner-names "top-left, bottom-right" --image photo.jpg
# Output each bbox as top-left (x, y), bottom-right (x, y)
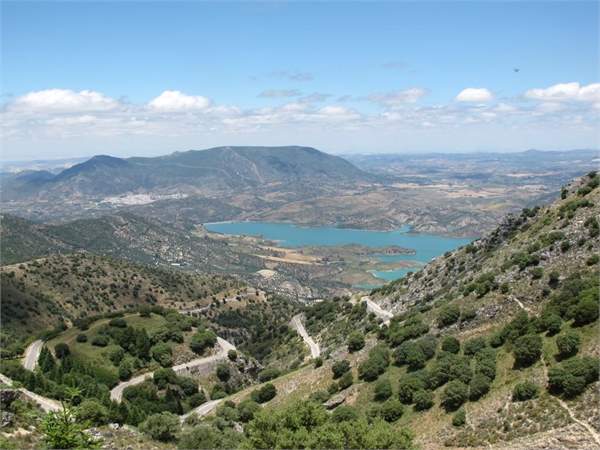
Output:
top-left (1, 1), bottom-right (598, 161)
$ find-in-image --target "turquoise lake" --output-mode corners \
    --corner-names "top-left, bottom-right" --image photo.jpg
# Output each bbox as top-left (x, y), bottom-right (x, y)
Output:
top-left (204, 221), bottom-right (472, 282)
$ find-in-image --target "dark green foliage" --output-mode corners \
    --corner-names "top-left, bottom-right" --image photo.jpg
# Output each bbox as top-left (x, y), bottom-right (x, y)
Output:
top-left (413, 390), bottom-right (434, 411)
top-left (189, 329), bottom-right (217, 354)
top-left (441, 380), bottom-right (468, 411)
top-left (91, 335), bottom-right (109, 347)
top-left (451, 408), bottom-right (466, 427)
top-left (387, 315), bottom-right (429, 346)
top-left (373, 378), bottom-right (393, 401)
top-left (188, 391), bottom-right (206, 408)
top-left (437, 304), bottom-right (460, 328)
top-left (150, 342), bottom-right (173, 367)
top-left (258, 367), bottom-right (281, 382)
top-left (468, 373), bottom-right (491, 400)
top-left (38, 346), bottom-right (56, 372)
top-left (314, 357), bottom-right (323, 368)
top-left (178, 425), bottom-right (241, 449)
top-left (331, 405), bottom-right (359, 423)
top-left (238, 400), bottom-right (260, 423)
top-left (338, 371), bottom-right (354, 390)
top-left (251, 383), bottom-right (277, 403)
top-left (54, 342), bottom-right (70, 359)
top-left (548, 356), bottom-right (599, 398)
top-left (76, 399), bottom-right (109, 425)
top-left (331, 360), bottom-right (351, 379)
top-left (216, 363), bottom-right (231, 382)
top-left (573, 291), bottom-right (599, 326)
top-left (140, 412), bottom-right (180, 442)
top-left (377, 399), bottom-right (404, 422)
top-left (428, 353), bottom-right (473, 388)
top-left (513, 334), bottom-right (542, 368)
top-left (398, 375), bottom-right (425, 404)
top-left (474, 347), bottom-right (497, 381)
top-left (539, 311), bottom-right (562, 335)
top-left (227, 349), bottom-right (237, 361)
top-left (463, 337), bottom-right (487, 356)
top-left (347, 331), bottom-right (366, 352)
top-left (109, 318), bottom-right (127, 328)
top-left (441, 336), bottom-right (460, 354)
top-left (358, 344), bottom-right (390, 382)
top-left (512, 381), bottom-right (539, 401)
top-left (76, 334), bottom-right (87, 343)
top-left (556, 331), bottom-right (581, 358)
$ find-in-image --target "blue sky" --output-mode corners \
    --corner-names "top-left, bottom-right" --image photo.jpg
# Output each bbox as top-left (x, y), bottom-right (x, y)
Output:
top-left (1, 1), bottom-right (598, 160)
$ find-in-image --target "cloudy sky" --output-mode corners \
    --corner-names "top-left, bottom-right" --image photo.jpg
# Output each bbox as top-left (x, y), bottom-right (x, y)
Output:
top-left (1, 1), bottom-right (598, 160)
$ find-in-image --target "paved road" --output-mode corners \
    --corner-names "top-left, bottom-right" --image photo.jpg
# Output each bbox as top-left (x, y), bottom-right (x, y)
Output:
top-left (361, 296), bottom-right (394, 324)
top-left (0, 373), bottom-right (62, 413)
top-left (110, 336), bottom-right (236, 402)
top-left (291, 315), bottom-right (320, 359)
top-left (180, 399), bottom-right (223, 422)
top-left (22, 339), bottom-right (44, 371)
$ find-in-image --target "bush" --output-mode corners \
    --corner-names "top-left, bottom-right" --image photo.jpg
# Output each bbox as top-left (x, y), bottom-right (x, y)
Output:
top-left (513, 334), bottom-right (542, 368)
top-left (54, 343), bottom-right (70, 359)
top-left (153, 367), bottom-right (177, 389)
top-left (151, 342), bottom-right (173, 367)
top-left (178, 376), bottom-right (199, 396)
top-left (441, 380), bottom-right (468, 411)
top-left (394, 341), bottom-right (426, 371)
top-left (573, 295), bottom-right (599, 326)
top-left (238, 400), bottom-right (260, 423)
top-left (331, 405), bottom-right (358, 423)
top-left (251, 383), bottom-right (277, 403)
top-left (378, 399), bottom-right (404, 422)
top-left (374, 379), bottom-right (393, 401)
top-left (216, 363), bottom-right (231, 382)
top-left (530, 267), bottom-right (544, 280)
top-left (338, 371), bottom-right (353, 390)
top-left (91, 335), bottom-right (109, 347)
top-left (556, 331), bottom-right (581, 358)
top-left (548, 356), bottom-right (599, 397)
top-left (190, 329), bottom-right (217, 354)
top-left (398, 375), bottom-right (425, 404)
top-left (413, 390), bottom-right (434, 411)
top-left (331, 360), bottom-right (351, 379)
top-left (540, 312), bottom-right (562, 335)
top-left (227, 349), bottom-right (237, 361)
top-left (347, 331), bottom-right (366, 352)
top-left (314, 357), bottom-right (323, 368)
top-left (358, 345), bottom-right (390, 381)
top-left (468, 373), bottom-right (491, 400)
top-left (140, 412), bottom-right (180, 442)
top-left (463, 337), bottom-right (486, 356)
top-left (258, 367), bottom-right (281, 382)
top-left (452, 408), bottom-right (466, 427)
top-left (441, 336), bottom-right (460, 354)
top-left (118, 359), bottom-right (134, 381)
top-left (188, 391), bottom-right (206, 408)
top-left (437, 305), bottom-right (460, 328)
top-left (512, 381), bottom-right (539, 401)
top-left (76, 399), bottom-right (108, 425)
top-left (76, 334), bottom-right (87, 343)
top-left (178, 426), bottom-right (241, 449)
top-left (109, 318), bottom-right (127, 328)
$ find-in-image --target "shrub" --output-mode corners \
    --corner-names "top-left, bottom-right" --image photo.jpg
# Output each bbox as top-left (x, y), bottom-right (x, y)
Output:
top-left (548, 356), bottom-right (599, 397)
top-left (413, 390), bottom-right (434, 411)
top-left (118, 359), bottom-right (134, 381)
top-left (556, 331), bottom-right (581, 358)
top-left (358, 345), bottom-right (390, 381)
top-left (540, 312), bottom-right (562, 335)
top-left (258, 367), bottom-right (281, 382)
top-left (441, 380), bottom-right (468, 411)
top-left (441, 336), bottom-right (460, 354)
top-left (76, 399), bottom-right (108, 425)
top-left (398, 375), bottom-right (425, 404)
top-left (190, 329), bottom-right (217, 354)
top-left (463, 337), bottom-right (486, 356)
top-left (140, 412), bottom-right (180, 442)
top-left (468, 373), bottom-right (491, 400)
top-left (54, 343), bottom-right (70, 359)
top-left (437, 305), bottom-right (460, 328)
top-left (238, 400), bottom-right (260, 423)
top-left (216, 363), bottom-right (231, 382)
top-left (452, 408), bottom-right (466, 427)
top-left (331, 405), bottom-right (358, 423)
top-left (513, 334), bottom-right (542, 368)
top-left (178, 377), bottom-right (198, 396)
top-left (586, 255), bottom-right (599, 266)
top-left (374, 379), bottom-right (393, 401)
top-left (151, 342), bottom-right (173, 367)
top-left (251, 383), bottom-right (277, 403)
top-left (512, 381), bottom-right (539, 401)
top-left (378, 399), bottom-right (404, 422)
top-left (227, 349), bottom-right (237, 361)
top-left (153, 368), bottom-right (177, 389)
top-left (76, 334), bottom-right (87, 343)
top-left (347, 331), bottom-right (365, 352)
top-left (530, 267), bottom-right (544, 280)
top-left (109, 318), bottom-right (127, 328)
top-left (188, 391), bottom-right (206, 408)
top-left (91, 335), bottom-right (109, 347)
top-left (573, 293), bottom-right (599, 326)
top-left (314, 357), bottom-right (323, 368)
top-left (331, 360), bottom-right (351, 379)
top-left (338, 371), bottom-right (353, 390)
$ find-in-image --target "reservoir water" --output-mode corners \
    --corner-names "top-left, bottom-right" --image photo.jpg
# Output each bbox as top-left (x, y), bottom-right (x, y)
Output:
top-left (204, 221), bottom-right (472, 282)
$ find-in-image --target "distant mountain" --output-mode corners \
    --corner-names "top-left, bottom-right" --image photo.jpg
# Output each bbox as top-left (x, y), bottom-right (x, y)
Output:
top-left (2, 146), bottom-right (373, 200)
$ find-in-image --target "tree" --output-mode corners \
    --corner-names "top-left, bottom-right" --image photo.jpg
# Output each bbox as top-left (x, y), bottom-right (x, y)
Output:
top-left (441, 380), bottom-right (468, 411)
top-left (91, 335), bottom-right (109, 347)
top-left (258, 367), bottom-right (281, 382)
top-left (178, 425), bottom-right (241, 449)
top-left (373, 379), bottom-right (392, 401)
top-left (437, 305), bottom-right (460, 328)
top-left (118, 359), bottom-right (134, 381)
top-left (216, 363), bottom-right (231, 382)
top-left (76, 399), bottom-right (108, 425)
top-left (347, 331), bottom-right (365, 352)
top-left (42, 408), bottom-right (100, 449)
top-left (331, 360), bottom-right (351, 379)
top-left (151, 342), bottom-right (173, 367)
top-left (463, 337), bottom-right (486, 356)
top-left (338, 371), bottom-right (353, 390)
top-left (441, 336), bottom-right (460, 354)
top-left (190, 329), bottom-right (217, 354)
top-left (251, 383), bottom-right (277, 403)
top-left (512, 381), bottom-right (539, 401)
top-left (513, 334), bottom-right (542, 368)
top-left (227, 349), bottom-right (238, 361)
top-left (468, 373), bottom-right (491, 400)
top-left (76, 334), bottom-right (87, 343)
top-left (398, 375), bottom-right (425, 404)
top-left (573, 294), bottom-right (599, 326)
top-left (238, 400), bottom-right (260, 423)
top-left (38, 347), bottom-right (56, 373)
top-left (378, 399), bottom-right (404, 422)
top-left (314, 357), bottom-right (323, 368)
top-left (153, 368), bottom-right (177, 389)
top-left (556, 331), bottom-right (581, 358)
top-left (140, 412), bottom-right (180, 442)
top-left (413, 390), bottom-right (434, 411)
top-left (452, 408), bottom-right (466, 427)
top-left (332, 405), bottom-right (358, 423)
top-left (188, 391), bottom-right (206, 408)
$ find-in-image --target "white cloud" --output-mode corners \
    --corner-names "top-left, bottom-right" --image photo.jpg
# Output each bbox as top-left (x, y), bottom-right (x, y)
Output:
top-left (525, 82), bottom-right (600, 103)
top-left (9, 89), bottom-right (119, 112)
top-left (148, 90), bottom-right (211, 111)
top-left (455, 88), bottom-right (494, 103)
top-left (368, 88), bottom-right (427, 107)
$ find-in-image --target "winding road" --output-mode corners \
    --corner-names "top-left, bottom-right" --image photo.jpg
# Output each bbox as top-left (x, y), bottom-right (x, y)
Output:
top-left (22, 339), bottom-right (44, 371)
top-left (180, 399), bottom-right (223, 422)
top-left (0, 373), bottom-right (62, 413)
top-left (110, 336), bottom-right (236, 402)
top-left (360, 296), bottom-right (394, 324)
top-left (291, 315), bottom-right (320, 358)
